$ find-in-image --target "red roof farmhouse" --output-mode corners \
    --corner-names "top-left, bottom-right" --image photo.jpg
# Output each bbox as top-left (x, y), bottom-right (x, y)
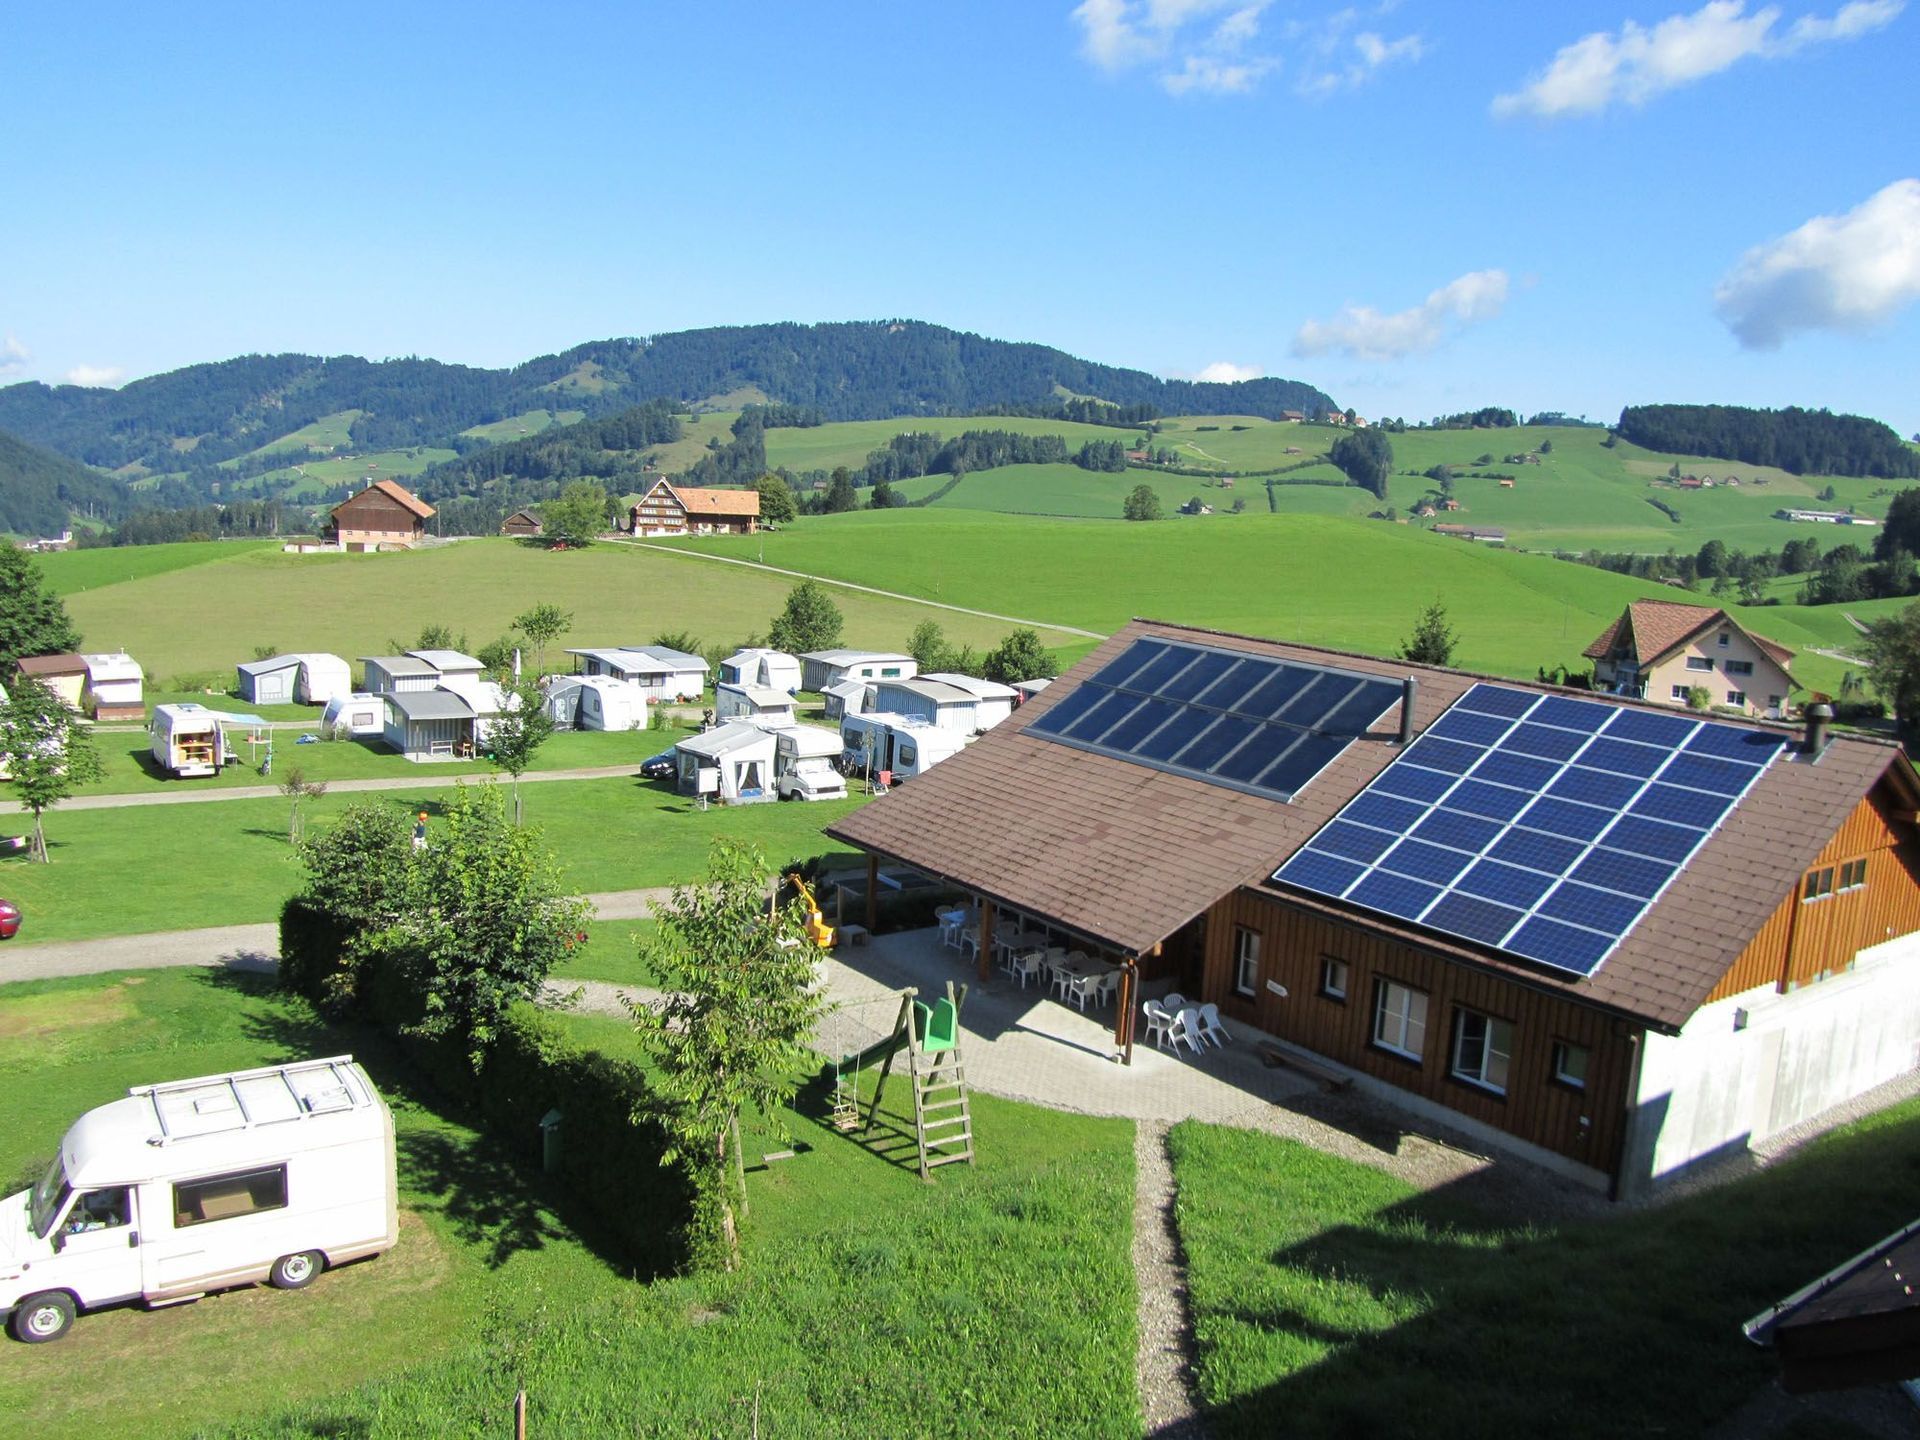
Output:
top-left (829, 619), bottom-right (1920, 1200)
top-left (328, 480), bottom-right (435, 551)
top-left (626, 478), bottom-right (759, 537)
top-left (1585, 599), bottom-right (1796, 719)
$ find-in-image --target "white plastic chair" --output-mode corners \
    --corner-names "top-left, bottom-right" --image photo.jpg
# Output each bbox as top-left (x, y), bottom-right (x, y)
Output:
top-left (1169, 1007), bottom-right (1205, 1055)
top-left (1162, 992), bottom-right (1187, 1016)
top-left (1011, 950), bottom-right (1042, 990)
top-left (1197, 1003), bottom-right (1230, 1049)
top-left (1068, 973), bottom-right (1102, 1013)
top-left (1142, 1001), bottom-right (1175, 1051)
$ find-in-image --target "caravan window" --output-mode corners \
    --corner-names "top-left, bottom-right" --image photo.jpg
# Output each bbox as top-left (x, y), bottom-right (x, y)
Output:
top-left (898, 745), bottom-right (917, 767)
top-left (174, 1165), bottom-right (289, 1228)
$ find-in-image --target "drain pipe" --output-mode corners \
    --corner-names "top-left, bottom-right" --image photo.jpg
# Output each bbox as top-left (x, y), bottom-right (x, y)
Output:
top-left (1398, 676), bottom-right (1419, 746)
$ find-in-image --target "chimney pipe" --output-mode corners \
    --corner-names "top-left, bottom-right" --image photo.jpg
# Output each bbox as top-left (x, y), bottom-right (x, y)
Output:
top-left (1803, 702), bottom-right (1833, 758)
top-left (1398, 676), bottom-right (1418, 746)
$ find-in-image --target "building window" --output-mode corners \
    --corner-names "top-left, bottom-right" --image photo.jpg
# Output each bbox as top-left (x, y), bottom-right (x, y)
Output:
top-left (173, 1166), bottom-right (289, 1228)
top-left (1450, 1009), bottom-right (1513, 1094)
top-left (1233, 928), bottom-right (1261, 998)
top-left (1724, 660), bottom-right (1754, 676)
top-left (1551, 1039), bottom-right (1589, 1090)
top-left (1769, 695), bottom-right (1784, 711)
top-left (1802, 866), bottom-right (1835, 901)
top-left (1726, 690), bottom-right (1746, 707)
top-left (1319, 955), bottom-right (1349, 1001)
top-left (1717, 631), bottom-right (1731, 648)
top-left (1685, 656), bottom-right (1714, 672)
top-left (1669, 684), bottom-right (1691, 701)
top-left (1839, 858), bottom-right (1868, 891)
top-left (1372, 981), bottom-right (1428, 1061)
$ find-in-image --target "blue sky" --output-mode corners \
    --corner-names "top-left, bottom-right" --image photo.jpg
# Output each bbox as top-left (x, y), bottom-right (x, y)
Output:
top-left (2, 2), bottom-right (1915, 432)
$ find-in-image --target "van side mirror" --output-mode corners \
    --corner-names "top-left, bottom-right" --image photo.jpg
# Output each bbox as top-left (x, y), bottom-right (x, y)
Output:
top-left (50, 1230), bottom-right (64, 1253)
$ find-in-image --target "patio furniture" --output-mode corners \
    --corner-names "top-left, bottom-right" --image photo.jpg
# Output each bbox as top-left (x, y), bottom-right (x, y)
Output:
top-left (1094, 971), bottom-right (1120, 1008)
top-left (1050, 961), bottom-right (1076, 1003)
top-left (1068, 973), bottom-right (1102, 1013)
top-left (1162, 992), bottom-right (1187, 1016)
top-left (1011, 950), bottom-right (1042, 990)
top-left (1142, 1000), bottom-right (1175, 1051)
top-left (1168, 1007), bottom-right (1206, 1056)
top-left (1197, 1003), bottom-right (1230, 1048)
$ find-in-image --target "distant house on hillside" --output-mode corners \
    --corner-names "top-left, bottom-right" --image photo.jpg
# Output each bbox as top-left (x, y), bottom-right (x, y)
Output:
top-left (1431, 524), bottom-right (1506, 543)
top-left (1776, 508), bottom-right (1876, 527)
top-left (1584, 599), bottom-right (1795, 718)
top-left (500, 508), bottom-right (543, 538)
top-left (1280, 409), bottom-right (1305, 423)
top-left (329, 480), bottom-right (434, 551)
top-left (625, 478), bottom-right (759, 537)
top-left (1179, 499), bottom-right (1213, 516)
top-left (1125, 449), bottom-right (1149, 463)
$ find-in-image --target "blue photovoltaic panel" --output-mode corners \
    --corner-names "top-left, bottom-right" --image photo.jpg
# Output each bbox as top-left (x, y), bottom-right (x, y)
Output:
top-left (1026, 637), bottom-right (1402, 802)
top-left (1271, 682), bottom-right (1786, 977)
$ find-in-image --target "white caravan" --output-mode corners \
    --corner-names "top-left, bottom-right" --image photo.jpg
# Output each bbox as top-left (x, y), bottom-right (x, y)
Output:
top-left (319, 692), bottom-right (384, 738)
top-left (0, 1056), bottom-right (397, 1343)
top-left (774, 725), bottom-right (847, 802)
top-left (838, 713), bottom-right (968, 782)
top-left (714, 682), bottom-right (798, 728)
top-left (149, 703), bottom-right (232, 778)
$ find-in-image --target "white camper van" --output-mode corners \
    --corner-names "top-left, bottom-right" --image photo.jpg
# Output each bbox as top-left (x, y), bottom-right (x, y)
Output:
top-left (774, 725), bottom-right (846, 801)
top-left (838, 713), bottom-right (968, 782)
top-left (0, 1056), bottom-right (398, 1343)
top-left (149, 703), bottom-right (231, 778)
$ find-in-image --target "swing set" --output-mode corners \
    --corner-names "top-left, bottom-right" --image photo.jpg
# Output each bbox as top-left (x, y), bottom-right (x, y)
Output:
top-left (827, 981), bottom-right (975, 1180)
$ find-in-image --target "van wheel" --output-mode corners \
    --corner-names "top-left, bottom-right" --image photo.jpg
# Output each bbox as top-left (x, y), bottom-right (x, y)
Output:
top-left (269, 1251), bottom-right (324, 1289)
top-left (10, 1291), bottom-right (75, 1343)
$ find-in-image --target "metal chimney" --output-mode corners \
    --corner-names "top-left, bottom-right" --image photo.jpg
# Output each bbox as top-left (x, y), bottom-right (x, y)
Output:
top-left (1398, 676), bottom-right (1418, 746)
top-left (1803, 702), bottom-right (1833, 757)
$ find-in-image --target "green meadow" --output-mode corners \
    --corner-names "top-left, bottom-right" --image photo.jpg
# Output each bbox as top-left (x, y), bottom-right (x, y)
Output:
top-left (35, 540), bottom-right (275, 597)
top-left (892, 461), bottom-right (1219, 518)
top-left (764, 414), bottom-right (1147, 474)
top-left (217, 410), bottom-right (363, 467)
top-left (456, 407), bottom-right (584, 443)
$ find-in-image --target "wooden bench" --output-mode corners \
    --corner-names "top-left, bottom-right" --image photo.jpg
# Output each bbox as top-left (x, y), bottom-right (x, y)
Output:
top-left (1259, 1043), bottom-right (1352, 1091)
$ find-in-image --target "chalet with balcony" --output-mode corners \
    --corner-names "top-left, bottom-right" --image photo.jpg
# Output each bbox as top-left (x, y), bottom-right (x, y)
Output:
top-left (1585, 600), bottom-right (1795, 719)
top-left (626, 478), bottom-right (759, 537)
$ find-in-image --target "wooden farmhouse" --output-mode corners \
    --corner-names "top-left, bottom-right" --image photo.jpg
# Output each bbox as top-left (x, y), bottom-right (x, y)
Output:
top-left (1586, 600), bottom-right (1796, 719)
top-left (829, 619), bottom-right (1920, 1200)
top-left (626, 478), bottom-right (759, 537)
top-left (500, 508), bottom-right (544, 537)
top-left (328, 480), bottom-right (435, 551)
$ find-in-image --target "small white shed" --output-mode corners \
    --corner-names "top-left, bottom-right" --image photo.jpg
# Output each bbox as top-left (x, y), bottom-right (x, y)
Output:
top-left (294, 653), bottom-right (354, 705)
top-left (545, 676), bottom-right (649, 731)
top-left (82, 652), bottom-right (144, 721)
top-left (361, 655), bottom-right (441, 695)
top-left (714, 683), bottom-right (797, 727)
top-left (821, 678), bottom-right (872, 721)
top-left (236, 654), bottom-right (304, 706)
top-left (719, 648), bottom-right (802, 693)
top-left (675, 720), bottom-right (778, 804)
top-left (566, 646), bottom-right (709, 702)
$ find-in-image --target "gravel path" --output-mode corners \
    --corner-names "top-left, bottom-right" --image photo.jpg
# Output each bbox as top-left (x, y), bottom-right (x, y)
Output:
top-left (1133, 1120), bottom-right (1207, 1439)
top-left (0, 764), bottom-right (647, 814)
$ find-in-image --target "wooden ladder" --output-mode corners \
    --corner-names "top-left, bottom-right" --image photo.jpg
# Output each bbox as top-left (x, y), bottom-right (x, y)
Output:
top-left (909, 1044), bottom-right (974, 1180)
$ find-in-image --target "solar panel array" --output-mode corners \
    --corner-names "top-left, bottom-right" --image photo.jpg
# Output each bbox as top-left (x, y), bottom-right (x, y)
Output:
top-left (1271, 683), bottom-right (1787, 976)
top-left (1026, 637), bottom-right (1402, 803)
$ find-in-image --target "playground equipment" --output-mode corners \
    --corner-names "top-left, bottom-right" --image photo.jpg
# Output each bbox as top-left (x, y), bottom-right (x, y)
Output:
top-left (830, 981), bottom-right (974, 1180)
top-left (786, 873), bottom-right (836, 950)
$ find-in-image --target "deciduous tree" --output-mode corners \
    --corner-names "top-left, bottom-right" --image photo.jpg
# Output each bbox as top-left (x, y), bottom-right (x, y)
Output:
top-left (0, 547), bottom-right (80, 669)
top-left (541, 480), bottom-right (610, 545)
top-left (1862, 603), bottom-right (1920, 733)
top-left (279, 766), bottom-right (329, 844)
top-left (982, 629), bottom-right (1058, 686)
top-left (768, 580), bottom-right (843, 654)
top-left (0, 678), bottom-right (104, 861)
top-left (1331, 429), bottom-right (1393, 501)
top-left (513, 602), bottom-right (573, 674)
top-left (483, 674), bottom-right (556, 825)
top-left (1122, 484), bottom-right (1162, 521)
top-left (755, 472), bottom-right (798, 525)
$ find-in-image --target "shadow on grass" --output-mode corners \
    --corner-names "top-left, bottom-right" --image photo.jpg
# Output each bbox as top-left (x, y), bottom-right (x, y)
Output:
top-left (796, 1067), bottom-right (932, 1176)
top-left (1189, 1107), bottom-right (1920, 1440)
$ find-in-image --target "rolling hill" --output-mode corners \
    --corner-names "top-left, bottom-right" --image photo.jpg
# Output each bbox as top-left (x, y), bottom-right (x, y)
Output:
top-left (0, 427), bottom-right (130, 536)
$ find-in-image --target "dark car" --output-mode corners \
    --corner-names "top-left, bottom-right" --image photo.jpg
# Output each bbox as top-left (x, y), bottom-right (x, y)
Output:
top-left (0, 899), bottom-right (20, 941)
top-left (640, 750), bottom-right (677, 781)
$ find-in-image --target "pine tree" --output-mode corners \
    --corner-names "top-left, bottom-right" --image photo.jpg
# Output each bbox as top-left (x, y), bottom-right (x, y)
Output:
top-left (1399, 600), bottom-right (1458, 667)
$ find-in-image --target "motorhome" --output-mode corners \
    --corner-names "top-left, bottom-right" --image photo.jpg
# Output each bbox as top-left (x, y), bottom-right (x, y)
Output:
top-left (774, 725), bottom-right (847, 801)
top-left (149, 703), bottom-right (231, 778)
top-left (0, 1056), bottom-right (397, 1343)
top-left (838, 713), bottom-right (968, 782)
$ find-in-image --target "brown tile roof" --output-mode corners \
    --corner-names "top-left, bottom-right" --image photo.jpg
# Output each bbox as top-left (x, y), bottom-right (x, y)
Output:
top-left (331, 479), bottom-right (435, 521)
top-left (15, 652), bottom-right (87, 677)
top-left (670, 485), bottom-right (760, 518)
top-left (828, 618), bottom-right (1911, 1033)
top-left (1582, 599), bottom-right (1793, 669)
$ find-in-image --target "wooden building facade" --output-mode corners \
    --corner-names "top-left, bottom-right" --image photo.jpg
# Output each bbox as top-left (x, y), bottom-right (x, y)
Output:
top-left (329, 480), bottom-right (435, 551)
top-left (626, 478), bottom-right (759, 537)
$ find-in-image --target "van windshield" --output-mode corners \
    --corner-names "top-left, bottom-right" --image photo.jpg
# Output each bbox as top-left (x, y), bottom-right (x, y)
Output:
top-left (30, 1155), bottom-right (69, 1239)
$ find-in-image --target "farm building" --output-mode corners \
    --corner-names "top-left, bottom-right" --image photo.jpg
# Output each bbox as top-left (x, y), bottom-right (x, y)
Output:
top-left (718, 647), bottom-right (801, 693)
top-left (625, 478), bottom-right (760, 537)
top-left (13, 653), bottom-right (89, 710)
top-left (870, 675), bottom-right (1018, 735)
top-left (798, 650), bottom-right (917, 692)
top-left (675, 721), bottom-right (778, 803)
top-left (235, 653), bottom-right (353, 706)
top-left (500, 509), bottom-right (544, 537)
top-left (329, 479), bottom-right (435, 551)
top-left (564, 646), bottom-right (708, 702)
top-left (543, 676), bottom-right (647, 731)
top-left (1775, 508), bottom-right (1878, 526)
top-left (821, 678), bottom-right (873, 720)
top-left (714, 682), bottom-right (798, 727)
top-left (82, 652), bottom-right (144, 720)
top-left (829, 619), bottom-right (1920, 1200)
top-left (1430, 524), bottom-right (1506, 543)
top-left (1586, 601), bottom-right (1795, 719)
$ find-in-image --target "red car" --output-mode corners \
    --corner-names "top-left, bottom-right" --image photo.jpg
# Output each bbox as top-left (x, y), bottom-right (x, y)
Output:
top-left (0, 900), bottom-right (19, 941)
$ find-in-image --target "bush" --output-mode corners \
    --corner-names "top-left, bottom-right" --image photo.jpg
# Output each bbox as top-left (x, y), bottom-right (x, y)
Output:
top-left (278, 897), bottom-right (360, 1012)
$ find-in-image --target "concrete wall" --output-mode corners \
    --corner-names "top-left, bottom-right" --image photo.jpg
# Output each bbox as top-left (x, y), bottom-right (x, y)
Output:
top-left (1623, 934), bottom-right (1920, 1196)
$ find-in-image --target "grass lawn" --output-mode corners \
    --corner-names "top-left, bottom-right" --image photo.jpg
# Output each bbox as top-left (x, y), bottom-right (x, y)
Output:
top-left (894, 461), bottom-right (1228, 520)
top-left (550, 918), bottom-right (661, 989)
top-left (0, 967), bottom-right (1139, 1438)
top-left (3, 777), bottom-right (863, 944)
top-left (457, 407), bottom-right (584, 443)
top-left (58, 537), bottom-right (1082, 683)
top-left (217, 410), bottom-right (364, 467)
top-left (1168, 1102), bottom-right (1920, 1439)
top-left (34, 541), bottom-right (275, 597)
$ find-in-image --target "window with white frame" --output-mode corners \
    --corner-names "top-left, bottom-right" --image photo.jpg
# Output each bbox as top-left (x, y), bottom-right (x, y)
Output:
top-left (1372, 980), bottom-right (1427, 1060)
top-left (1839, 858), bottom-right (1867, 890)
top-left (1319, 955), bottom-right (1349, 1001)
top-left (1726, 690), bottom-right (1746, 707)
top-left (1451, 1008), bottom-right (1513, 1093)
top-left (1802, 866), bottom-right (1835, 901)
top-left (1685, 656), bottom-right (1714, 671)
top-left (1716, 631), bottom-right (1731, 648)
top-left (1550, 1039), bottom-right (1589, 1090)
top-left (1233, 927), bottom-right (1261, 998)
top-left (1669, 684), bottom-right (1690, 701)
top-left (1724, 659), bottom-right (1754, 676)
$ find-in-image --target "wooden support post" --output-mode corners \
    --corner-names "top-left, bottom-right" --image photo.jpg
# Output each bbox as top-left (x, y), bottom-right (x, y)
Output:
top-left (514, 1389), bottom-right (527, 1440)
top-left (976, 897), bottom-right (996, 982)
top-left (865, 853), bottom-right (879, 932)
top-left (1116, 960), bottom-right (1138, 1066)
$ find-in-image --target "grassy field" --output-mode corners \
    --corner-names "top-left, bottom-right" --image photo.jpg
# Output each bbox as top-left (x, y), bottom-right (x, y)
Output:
top-left (892, 461), bottom-right (1231, 519)
top-left (35, 541), bottom-right (275, 597)
top-left (0, 967), bottom-right (1138, 1439)
top-left (457, 408), bottom-right (584, 443)
top-left (2, 775), bottom-right (863, 944)
top-left (1169, 1102), bottom-right (1920, 1438)
top-left (764, 414), bottom-right (1148, 475)
top-left (668, 508), bottom-right (1865, 694)
top-left (217, 410), bottom-right (363, 468)
top-left (241, 445), bottom-right (459, 497)
top-left (55, 537), bottom-right (1085, 683)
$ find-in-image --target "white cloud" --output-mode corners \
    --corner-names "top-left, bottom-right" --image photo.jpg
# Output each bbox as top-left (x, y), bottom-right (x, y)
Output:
top-left (1293, 270), bottom-right (1511, 361)
top-left (0, 333), bottom-right (29, 379)
top-left (63, 363), bottom-right (125, 388)
top-left (1194, 360), bottom-right (1265, 382)
top-left (1493, 0), bottom-right (1904, 118)
top-left (1071, 0), bottom-right (1282, 94)
top-left (1714, 179), bottom-right (1920, 348)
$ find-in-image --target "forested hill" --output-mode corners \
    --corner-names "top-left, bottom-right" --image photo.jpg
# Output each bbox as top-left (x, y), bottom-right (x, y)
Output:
top-left (0, 427), bottom-right (129, 536)
top-left (0, 321), bottom-right (1336, 475)
top-left (1617, 404), bottom-right (1918, 479)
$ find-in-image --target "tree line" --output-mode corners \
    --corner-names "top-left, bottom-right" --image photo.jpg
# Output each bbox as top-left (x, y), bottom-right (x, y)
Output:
top-left (1616, 404), bottom-right (1918, 479)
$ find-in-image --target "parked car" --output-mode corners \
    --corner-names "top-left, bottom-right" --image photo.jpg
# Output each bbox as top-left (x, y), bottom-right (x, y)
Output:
top-left (640, 750), bottom-right (677, 781)
top-left (0, 899), bottom-right (18, 940)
